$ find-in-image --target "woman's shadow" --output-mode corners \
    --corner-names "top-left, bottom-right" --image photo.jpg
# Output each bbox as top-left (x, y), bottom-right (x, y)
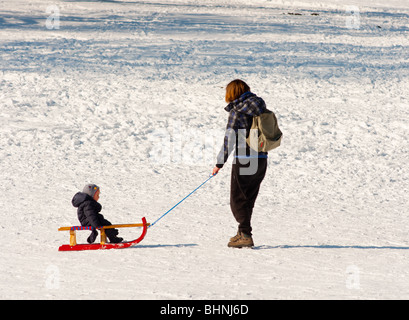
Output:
top-left (253, 244), bottom-right (409, 250)
top-left (131, 243), bottom-right (409, 250)
top-left (130, 243), bottom-right (198, 249)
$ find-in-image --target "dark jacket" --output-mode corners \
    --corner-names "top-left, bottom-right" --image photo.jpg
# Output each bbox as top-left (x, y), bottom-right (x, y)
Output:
top-left (216, 92), bottom-right (268, 168)
top-left (72, 192), bottom-right (103, 228)
top-left (71, 192), bottom-right (120, 243)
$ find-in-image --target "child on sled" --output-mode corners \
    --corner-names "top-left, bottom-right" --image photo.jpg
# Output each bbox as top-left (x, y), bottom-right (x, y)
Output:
top-left (72, 184), bottom-right (123, 244)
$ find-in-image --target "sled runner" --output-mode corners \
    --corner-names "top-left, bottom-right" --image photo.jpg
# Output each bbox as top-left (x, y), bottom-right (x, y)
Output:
top-left (58, 217), bottom-right (149, 251)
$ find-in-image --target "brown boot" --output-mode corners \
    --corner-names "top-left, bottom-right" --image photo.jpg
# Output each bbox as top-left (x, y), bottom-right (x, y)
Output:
top-left (228, 232), bottom-right (254, 248)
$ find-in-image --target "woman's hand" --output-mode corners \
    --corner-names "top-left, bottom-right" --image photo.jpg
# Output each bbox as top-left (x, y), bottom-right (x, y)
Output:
top-left (212, 166), bottom-right (221, 176)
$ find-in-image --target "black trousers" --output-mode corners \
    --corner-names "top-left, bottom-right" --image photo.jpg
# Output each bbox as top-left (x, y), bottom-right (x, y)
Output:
top-left (230, 157), bottom-right (267, 236)
top-left (83, 214), bottom-right (119, 243)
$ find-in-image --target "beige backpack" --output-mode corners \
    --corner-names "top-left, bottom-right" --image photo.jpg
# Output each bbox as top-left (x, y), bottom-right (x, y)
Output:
top-left (246, 110), bottom-right (282, 152)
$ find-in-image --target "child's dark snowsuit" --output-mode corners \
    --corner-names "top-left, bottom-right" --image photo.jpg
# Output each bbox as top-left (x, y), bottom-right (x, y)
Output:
top-left (72, 192), bottom-right (121, 244)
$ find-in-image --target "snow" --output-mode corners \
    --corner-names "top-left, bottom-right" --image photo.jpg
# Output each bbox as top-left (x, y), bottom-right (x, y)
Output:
top-left (1, 0), bottom-right (409, 300)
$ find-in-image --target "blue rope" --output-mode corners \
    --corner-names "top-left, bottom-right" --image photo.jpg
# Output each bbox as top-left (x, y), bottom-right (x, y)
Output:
top-left (149, 174), bottom-right (216, 228)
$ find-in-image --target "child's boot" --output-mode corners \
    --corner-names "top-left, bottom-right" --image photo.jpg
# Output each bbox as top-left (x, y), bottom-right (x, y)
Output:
top-left (106, 228), bottom-right (123, 243)
top-left (87, 230), bottom-right (98, 244)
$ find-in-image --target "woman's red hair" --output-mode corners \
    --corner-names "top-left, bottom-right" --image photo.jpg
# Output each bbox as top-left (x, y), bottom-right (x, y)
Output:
top-left (225, 79), bottom-right (250, 103)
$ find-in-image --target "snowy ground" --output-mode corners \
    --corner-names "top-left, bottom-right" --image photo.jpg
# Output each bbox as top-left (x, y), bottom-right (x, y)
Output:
top-left (1, 0), bottom-right (409, 300)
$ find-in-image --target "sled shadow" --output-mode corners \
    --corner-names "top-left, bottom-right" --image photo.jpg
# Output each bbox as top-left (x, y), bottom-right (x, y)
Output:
top-left (254, 244), bottom-right (409, 250)
top-left (131, 243), bottom-right (198, 249)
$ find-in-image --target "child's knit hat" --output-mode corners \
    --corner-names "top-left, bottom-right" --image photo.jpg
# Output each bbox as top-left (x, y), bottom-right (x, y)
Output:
top-left (83, 184), bottom-right (100, 197)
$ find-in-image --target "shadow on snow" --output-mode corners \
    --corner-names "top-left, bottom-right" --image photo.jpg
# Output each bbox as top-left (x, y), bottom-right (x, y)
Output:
top-left (254, 244), bottom-right (409, 250)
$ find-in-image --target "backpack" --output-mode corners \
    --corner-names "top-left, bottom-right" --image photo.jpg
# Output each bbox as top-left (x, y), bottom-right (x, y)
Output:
top-left (246, 110), bottom-right (282, 152)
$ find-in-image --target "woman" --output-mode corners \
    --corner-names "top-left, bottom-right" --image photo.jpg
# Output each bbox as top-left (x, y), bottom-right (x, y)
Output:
top-left (213, 79), bottom-right (268, 248)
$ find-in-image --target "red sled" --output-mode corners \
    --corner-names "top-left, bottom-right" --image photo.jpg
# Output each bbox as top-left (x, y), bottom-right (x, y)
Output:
top-left (58, 217), bottom-right (149, 252)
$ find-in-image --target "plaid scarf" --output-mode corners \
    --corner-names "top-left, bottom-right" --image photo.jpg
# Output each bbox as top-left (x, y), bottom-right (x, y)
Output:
top-left (216, 92), bottom-right (267, 168)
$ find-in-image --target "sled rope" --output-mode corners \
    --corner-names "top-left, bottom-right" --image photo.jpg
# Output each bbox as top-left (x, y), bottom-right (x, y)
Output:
top-left (149, 174), bottom-right (216, 228)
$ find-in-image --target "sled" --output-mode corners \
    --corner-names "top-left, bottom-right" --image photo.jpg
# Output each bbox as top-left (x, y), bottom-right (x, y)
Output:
top-left (58, 217), bottom-right (149, 252)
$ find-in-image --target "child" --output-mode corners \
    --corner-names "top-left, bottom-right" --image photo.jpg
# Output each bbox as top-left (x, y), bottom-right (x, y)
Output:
top-left (72, 184), bottom-right (123, 244)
